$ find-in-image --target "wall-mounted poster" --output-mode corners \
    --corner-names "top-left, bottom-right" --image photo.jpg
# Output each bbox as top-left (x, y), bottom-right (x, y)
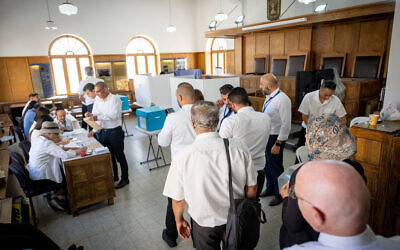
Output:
top-left (268, 0), bottom-right (281, 21)
top-left (29, 64), bottom-right (54, 98)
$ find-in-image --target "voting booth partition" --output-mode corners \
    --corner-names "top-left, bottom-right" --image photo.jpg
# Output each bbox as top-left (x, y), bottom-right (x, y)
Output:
top-left (169, 77), bottom-right (240, 111)
top-left (133, 75), bottom-right (173, 109)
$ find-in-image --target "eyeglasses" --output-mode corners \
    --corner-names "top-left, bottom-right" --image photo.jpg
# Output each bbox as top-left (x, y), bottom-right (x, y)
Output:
top-left (289, 185), bottom-right (317, 209)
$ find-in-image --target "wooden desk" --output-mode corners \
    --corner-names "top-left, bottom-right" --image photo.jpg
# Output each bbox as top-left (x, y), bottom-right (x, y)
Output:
top-left (350, 121), bottom-right (400, 236)
top-left (0, 113), bottom-right (15, 143)
top-left (0, 149), bottom-right (10, 200)
top-left (0, 198), bottom-right (12, 223)
top-left (62, 129), bottom-right (115, 216)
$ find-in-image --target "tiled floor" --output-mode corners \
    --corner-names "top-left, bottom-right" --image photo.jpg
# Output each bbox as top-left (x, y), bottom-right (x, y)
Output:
top-left (35, 116), bottom-right (296, 250)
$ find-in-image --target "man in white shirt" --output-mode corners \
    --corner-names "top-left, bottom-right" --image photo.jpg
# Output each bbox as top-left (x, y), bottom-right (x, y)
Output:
top-left (219, 87), bottom-right (271, 197)
top-left (158, 82), bottom-right (196, 247)
top-left (22, 93), bottom-right (40, 116)
top-left (259, 73), bottom-right (292, 206)
top-left (85, 81), bottom-right (129, 189)
top-left (54, 109), bottom-right (80, 131)
top-left (78, 66), bottom-right (103, 130)
top-left (216, 84), bottom-right (234, 131)
top-left (163, 101), bottom-right (257, 249)
top-left (285, 160), bottom-right (400, 250)
top-left (296, 80), bottom-right (347, 147)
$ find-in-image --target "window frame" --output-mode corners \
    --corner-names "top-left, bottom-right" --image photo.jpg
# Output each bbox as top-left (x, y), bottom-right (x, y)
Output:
top-left (48, 35), bottom-right (94, 95)
top-left (210, 38), bottom-right (228, 75)
top-left (126, 36), bottom-right (159, 76)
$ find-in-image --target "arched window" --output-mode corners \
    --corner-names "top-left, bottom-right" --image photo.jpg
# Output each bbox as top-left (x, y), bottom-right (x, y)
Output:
top-left (49, 35), bottom-right (93, 95)
top-left (126, 36), bottom-right (159, 78)
top-left (211, 38), bottom-right (227, 75)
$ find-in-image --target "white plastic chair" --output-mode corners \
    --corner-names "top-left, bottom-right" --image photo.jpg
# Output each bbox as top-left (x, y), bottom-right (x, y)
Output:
top-left (296, 145), bottom-right (309, 163)
top-left (350, 117), bottom-right (369, 127)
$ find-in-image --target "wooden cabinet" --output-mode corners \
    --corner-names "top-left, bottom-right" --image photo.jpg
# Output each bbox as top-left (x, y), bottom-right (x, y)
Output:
top-left (64, 153), bottom-right (115, 216)
top-left (350, 121), bottom-right (400, 236)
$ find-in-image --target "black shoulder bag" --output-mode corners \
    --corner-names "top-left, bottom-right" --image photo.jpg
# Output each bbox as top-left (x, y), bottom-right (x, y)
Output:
top-left (223, 138), bottom-right (267, 250)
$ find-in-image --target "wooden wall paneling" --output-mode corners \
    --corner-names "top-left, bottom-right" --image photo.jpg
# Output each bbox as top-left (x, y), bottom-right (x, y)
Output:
top-left (384, 18), bottom-right (393, 78)
top-left (351, 51), bottom-right (384, 78)
top-left (0, 59), bottom-right (12, 102)
top-left (311, 25), bottom-right (335, 71)
top-left (205, 52), bottom-right (212, 75)
top-left (196, 52), bottom-right (206, 74)
top-left (27, 56), bottom-right (50, 64)
top-left (284, 29), bottom-right (300, 54)
top-left (299, 28), bottom-right (312, 52)
top-left (243, 34), bottom-right (255, 73)
top-left (109, 54), bottom-right (126, 61)
top-left (255, 32), bottom-right (269, 56)
top-left (234, 37), bottom-right (243, 74)
top-left (226, 50), bottom-right (235, 74)
top-left (358, 19), bottom-right (389, 52)
top-left (333, 22), bottom-right (360, 77)
top-left (6, 58), bottom-right (33, 101)
top-left (269, 32), bottom-right (285, 56)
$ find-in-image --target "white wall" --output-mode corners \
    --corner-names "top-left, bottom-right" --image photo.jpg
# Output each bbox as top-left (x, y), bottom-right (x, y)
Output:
top-left (384, 0), bottom-right (400, 109)
top-left (0, 0), bottom-right (395, 56)
top-left (0, 0), bottom-right (198, 56)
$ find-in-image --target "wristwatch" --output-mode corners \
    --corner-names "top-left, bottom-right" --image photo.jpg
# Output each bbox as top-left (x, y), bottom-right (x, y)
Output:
top-left (275, 142), bottom-right (282, 147)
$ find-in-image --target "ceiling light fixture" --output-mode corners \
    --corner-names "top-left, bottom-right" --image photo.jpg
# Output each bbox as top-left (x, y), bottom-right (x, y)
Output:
top-left (209, 20), bottom-right (217, 30)
top-left (315, 3), bottom-right (327, 13)
top-left (45, 0), bottom-right (57, 30)
top-left (59, 0), bottom-right (78, 16)
top-left (235, 14), bottom-right (245, 26)
top-left (166, 0), bottom-right (176, 32)
top-left (215, 0), bottom-right (228, 22)
top-left (298, 0), bottom-right (316, 4)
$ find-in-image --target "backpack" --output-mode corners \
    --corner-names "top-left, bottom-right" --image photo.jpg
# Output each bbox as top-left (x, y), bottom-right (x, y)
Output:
top-left (223, 138), bottom-right (267, 250)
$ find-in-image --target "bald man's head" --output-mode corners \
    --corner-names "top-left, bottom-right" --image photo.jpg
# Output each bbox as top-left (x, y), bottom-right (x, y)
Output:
top-left (260, 73), bottom-right (278, 95)
top-left (295, 160), bottom-right (370, 237)
top-left (176, 82), bottom-right (195, 107)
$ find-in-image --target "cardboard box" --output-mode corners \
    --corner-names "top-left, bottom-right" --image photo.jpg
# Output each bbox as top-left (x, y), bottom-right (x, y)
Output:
top-left (136, 106), bottom-right (166, 131)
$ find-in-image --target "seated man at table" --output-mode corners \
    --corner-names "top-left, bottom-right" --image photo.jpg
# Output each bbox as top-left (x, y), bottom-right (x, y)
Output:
top-left (22, 93), bottom-right (40, 117)
top-left (28, 122), bottom-right (86, 210)
top-left (285, 160), bottom-right (400, 250)
top-left (54, 108), bottom-right (79, 131)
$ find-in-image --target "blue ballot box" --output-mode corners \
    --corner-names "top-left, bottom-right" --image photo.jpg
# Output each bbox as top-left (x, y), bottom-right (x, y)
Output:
top-left (136, 106), bottom-right (166, 131)
top-left (118, 95), bottom-right (130, 111)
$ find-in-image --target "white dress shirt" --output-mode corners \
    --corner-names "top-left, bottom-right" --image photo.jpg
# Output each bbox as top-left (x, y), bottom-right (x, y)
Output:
top-left (163, 132), bottom-right (257, 227)
top-left (91, 93), bottom-right (122, 129)
top-left (54, 115), bottom-right (80, 131)
top-left (219, 106), bottom-right (271, 171)
top-left (298, 90), bottom-right (347, 128)
top-left (78, 76), bottom-right (103, 105)
top-left (217, 104), bottom-right (234, 130)
top-left (28, 135), bottom-right (76, 183)
top-left (158, 104), bottom-right (196, 159)
top-left (22, 101), bottom-right (31, 116)
top-left (285, 226), bottom-right (400, 250)
top-left (262, 88), bottom-right (292, 141)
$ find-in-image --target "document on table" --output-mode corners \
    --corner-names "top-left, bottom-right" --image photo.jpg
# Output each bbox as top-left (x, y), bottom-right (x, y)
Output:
top-left (83, 118), bottom-right (103, 130)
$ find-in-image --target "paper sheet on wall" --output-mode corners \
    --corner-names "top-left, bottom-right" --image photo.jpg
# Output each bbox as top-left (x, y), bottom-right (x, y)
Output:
top-left (83, 118), bottom-right (103, 130)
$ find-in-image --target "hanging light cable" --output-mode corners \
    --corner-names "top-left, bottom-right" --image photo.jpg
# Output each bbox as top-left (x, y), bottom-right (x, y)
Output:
top-left (166, 0), bottom-right (176, 32)
top-left (215, 0), bottom-right (228, 22)
top-left (45, 0), bottom-right (57, 30)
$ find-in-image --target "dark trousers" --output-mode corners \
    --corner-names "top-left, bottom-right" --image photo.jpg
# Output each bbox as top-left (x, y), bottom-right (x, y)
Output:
top-left (192, 220), bottom-right (226, 250)
top-left (296, 127), bottom-right (306, 148)
top-left (264, 135), bottom-right (285, 198)
top-left (256, 170), bottom-right (265, 197)
top-left (165, 197), bottom-right (178, 240)
top-left (81, 104), bottom-right (94, 131)
top-left (95, 126), bottom-right (129, 180)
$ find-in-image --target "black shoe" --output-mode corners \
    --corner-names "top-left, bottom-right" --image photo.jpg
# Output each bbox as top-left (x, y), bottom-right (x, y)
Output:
top-left (260, 189), bottom-right (274, 197)
top-left (115, 179), bottom-right (129, 189)
top-left (114, 176), bottom-right (120, 182)
top-left (269, 197), bottom-right (283, 206)
top-left (162, 229), bottom-right (177, 248)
